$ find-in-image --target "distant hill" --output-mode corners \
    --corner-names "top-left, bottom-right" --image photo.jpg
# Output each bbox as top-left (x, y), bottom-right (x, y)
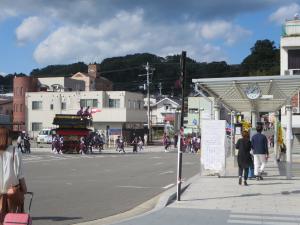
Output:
top-left (1, 39), bottom-right (279, 96)
top-left (30, 62), bottom-right (88, 77)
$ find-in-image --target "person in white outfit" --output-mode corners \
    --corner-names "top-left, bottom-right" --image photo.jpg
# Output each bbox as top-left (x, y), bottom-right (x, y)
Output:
top-left (0, 127), bottom-right (27, 223)
top-left (251, 124), bottom-right (269, 180)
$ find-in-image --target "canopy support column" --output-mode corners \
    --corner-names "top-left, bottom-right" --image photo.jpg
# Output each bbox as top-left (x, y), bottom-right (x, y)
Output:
top-left (214, 104), bottom-right (220, 120)
top-left (273, 112), bottom-right (279, 165)
top-left (251, 111), bottom-right (257, 128)
top-left (286, 105), bottom-right (293, 179)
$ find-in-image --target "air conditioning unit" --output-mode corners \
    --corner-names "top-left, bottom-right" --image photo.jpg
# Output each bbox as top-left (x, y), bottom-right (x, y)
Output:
top-left (285, 69), bottom-right (300, 75)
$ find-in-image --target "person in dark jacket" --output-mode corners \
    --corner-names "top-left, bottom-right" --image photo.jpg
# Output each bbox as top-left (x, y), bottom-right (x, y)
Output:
top-left (236, 130), bottom-right (252, 186)
top-left (251, 124), bottom-right (269, 180)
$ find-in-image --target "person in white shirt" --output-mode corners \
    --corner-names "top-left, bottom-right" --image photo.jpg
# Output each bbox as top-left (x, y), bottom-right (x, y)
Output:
top-left (0, 127), bottom-right (27, 223)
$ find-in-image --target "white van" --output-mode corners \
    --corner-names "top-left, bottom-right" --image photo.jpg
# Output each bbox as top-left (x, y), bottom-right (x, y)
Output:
top-left (37, 129), bottom-right (54, 144)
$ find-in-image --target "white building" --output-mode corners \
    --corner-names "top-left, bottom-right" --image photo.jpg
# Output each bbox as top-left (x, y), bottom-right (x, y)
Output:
top-left (280, 14), bottom-right (300, 153)
top-left (26, 91), bottom-right (147, 136)
top-left (186, 97), bottom-right (214, 134)
top-left (149, 97), bottom-right (180, 125)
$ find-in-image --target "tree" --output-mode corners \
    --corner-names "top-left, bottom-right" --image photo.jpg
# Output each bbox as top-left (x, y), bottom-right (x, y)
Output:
top-left (241, 39), bottom-right (280, 75)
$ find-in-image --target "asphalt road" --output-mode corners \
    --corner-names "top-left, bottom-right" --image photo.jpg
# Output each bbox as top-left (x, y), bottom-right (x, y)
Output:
top-left (22, 147), bottom-right (200, 225)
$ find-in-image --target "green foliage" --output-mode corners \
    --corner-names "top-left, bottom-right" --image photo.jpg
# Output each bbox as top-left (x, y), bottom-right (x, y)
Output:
top-left (30, 62), bottom-right (87, 77)
top-left (241, 39), bottom-right (280, 75)
top-left (0, 73), bottom-right (27, 92)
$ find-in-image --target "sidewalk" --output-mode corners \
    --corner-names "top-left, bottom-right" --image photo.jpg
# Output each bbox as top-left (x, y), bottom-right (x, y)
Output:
top-left (107, 154), bottom-right (300, 225)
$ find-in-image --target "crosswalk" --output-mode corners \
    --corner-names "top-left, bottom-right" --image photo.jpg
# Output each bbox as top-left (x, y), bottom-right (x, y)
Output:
top-left (227, 212), bottom-right (300, 225)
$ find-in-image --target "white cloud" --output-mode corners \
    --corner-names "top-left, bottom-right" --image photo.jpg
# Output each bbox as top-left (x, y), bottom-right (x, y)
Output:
top-left (199, 20), bottom-right (252, 45)
top-left (33, 10), bottom-right (249, 65)
top-left (0, 72), bottom-right (7, 76)
top-left (0, 8), bottom-right (17, 22)
top-left (269, 3), bottom-right (300, 24)
top-left (15, 16), bottom-right (49, 44)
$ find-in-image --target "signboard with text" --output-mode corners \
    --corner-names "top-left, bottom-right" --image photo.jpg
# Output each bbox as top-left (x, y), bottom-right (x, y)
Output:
top-left (201, 120), bottom-right (226, 173)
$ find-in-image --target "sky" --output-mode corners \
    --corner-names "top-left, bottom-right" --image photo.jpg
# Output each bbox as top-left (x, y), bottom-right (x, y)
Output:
top-left (0, 0), bottom-right (300, 75)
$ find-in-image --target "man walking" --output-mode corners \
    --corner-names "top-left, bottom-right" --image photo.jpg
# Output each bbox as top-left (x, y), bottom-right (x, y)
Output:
top-left (251, 124), bottom-right (269, 180)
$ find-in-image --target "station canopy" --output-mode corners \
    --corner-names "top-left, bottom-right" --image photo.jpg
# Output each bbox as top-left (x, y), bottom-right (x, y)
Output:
top-left (192, 75), bottom-right (300, 112)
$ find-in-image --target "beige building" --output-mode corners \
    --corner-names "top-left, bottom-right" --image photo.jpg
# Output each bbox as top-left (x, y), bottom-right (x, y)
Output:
top-left (38, 77), bottom-right (85, 91)
top-left (71, 64), bottom-right (113, 91)
top-left (25, 91), bottom-right (146, 136)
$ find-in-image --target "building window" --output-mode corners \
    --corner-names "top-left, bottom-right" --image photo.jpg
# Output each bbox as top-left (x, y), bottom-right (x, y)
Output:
top-left (20, 87), bottom-right (23, 96)
top-left (32, 122), bottom-right (42, 131)
top-left (50, 104), bottom-right (54, 110)
top-left (109, 99), bottom-right (120, 108)
top-left (188, 108), bottom-right (199, 114)
top-left (61, 102), bottom-right (66, 110)
top-left (80, 99), bottom-right (98, 108)
top-left (32, 101), bottom-right (42, 110)
top-left (15, 104), bottom-right (18, 112)
top-left (20, 104), bottom-right (23, 112)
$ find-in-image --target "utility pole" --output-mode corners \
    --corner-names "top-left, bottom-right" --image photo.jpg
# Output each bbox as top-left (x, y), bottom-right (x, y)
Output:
top-left (139, 62), bottom-right (154, 143)
top-left (158, 82), bottom-right (162, 96)
top-left (177, 51), bottom-right (186, 201)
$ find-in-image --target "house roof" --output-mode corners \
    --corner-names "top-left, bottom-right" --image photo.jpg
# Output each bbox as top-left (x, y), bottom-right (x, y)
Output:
top-left (153, 97), bottom-right (181, 107)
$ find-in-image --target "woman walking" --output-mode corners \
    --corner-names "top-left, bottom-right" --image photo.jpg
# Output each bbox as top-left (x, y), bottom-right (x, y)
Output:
top-left (235, 130), bottom-right (252, 186)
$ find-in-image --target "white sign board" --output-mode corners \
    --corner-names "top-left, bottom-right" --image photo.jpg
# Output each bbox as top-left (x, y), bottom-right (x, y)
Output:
top-left (201, 120), bottom-right (226, 172)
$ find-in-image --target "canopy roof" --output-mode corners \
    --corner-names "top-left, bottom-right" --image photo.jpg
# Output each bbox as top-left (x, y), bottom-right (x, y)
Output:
top-left (192, 75), bottom-right (300, 112)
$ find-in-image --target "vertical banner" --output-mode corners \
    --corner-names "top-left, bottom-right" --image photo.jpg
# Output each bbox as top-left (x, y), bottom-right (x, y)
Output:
top-left (201, 120), bottom-right (226, 173)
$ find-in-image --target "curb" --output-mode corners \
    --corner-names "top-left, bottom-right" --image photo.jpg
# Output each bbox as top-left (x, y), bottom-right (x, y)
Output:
top-left (73, 173), bottom-right (200, 225)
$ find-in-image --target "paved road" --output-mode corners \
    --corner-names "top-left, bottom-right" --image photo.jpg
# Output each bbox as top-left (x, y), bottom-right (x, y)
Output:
top-left (23, 147), bottom-right (200, 225)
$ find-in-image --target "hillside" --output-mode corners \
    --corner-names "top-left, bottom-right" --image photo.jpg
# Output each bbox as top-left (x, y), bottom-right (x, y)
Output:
top-left (1, 39), bottom-right (279, 95)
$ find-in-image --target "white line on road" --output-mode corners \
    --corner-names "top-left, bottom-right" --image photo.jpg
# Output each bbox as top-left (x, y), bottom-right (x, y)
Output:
top-left (183, 162), bottom-right (195, 165)
top-left (22, 156), bottom-right (42, 161)
top-left (230, 214), bottom-right (300, 221)
top-left (162, 183), bottom-right (174, 189)
top-left (116, 185), bottom-right (153, 189)
top-left (159, 170), bottom-right (174, 175)
top-left (154, 162), bottom-right (163, 165)
top-left (151, 156), bottom-right (162, 159)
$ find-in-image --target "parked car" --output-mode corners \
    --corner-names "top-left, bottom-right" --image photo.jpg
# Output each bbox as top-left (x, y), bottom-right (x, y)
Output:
top-left (37, 129), bottom-right (54, 144)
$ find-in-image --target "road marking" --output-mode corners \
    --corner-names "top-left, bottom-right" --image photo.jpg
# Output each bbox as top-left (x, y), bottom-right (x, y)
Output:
top-left (117, 185), bottom-right (152, 189)
top-left (162, 183), bottom-right (174, 189)
top-left (22, 156), bottom-right (42, 161)
top-left (228, 214), bottom-right (300, 225)
top-left (154, 162), bottom-right (163, 165)
top-left (183, 162), bottom-right (195, 165)
top-left (159, 170), bottom-right (174, 175)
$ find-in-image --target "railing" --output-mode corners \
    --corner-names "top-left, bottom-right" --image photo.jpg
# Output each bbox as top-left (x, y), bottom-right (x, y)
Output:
top-left (282, 24), bottom-right (300, 37)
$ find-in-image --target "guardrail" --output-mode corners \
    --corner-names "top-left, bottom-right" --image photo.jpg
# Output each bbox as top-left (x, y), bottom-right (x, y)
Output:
top-left (282, 24), bottom-right (300, 37)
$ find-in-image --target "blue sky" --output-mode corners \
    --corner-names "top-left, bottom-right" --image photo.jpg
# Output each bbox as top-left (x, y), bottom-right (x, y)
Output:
top-left (0, 0), bottom-right (299, 75)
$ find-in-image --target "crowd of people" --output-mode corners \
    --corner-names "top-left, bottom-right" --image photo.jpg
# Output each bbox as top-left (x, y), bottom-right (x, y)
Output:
top-left (162, 133), bottom-right (201, 153)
